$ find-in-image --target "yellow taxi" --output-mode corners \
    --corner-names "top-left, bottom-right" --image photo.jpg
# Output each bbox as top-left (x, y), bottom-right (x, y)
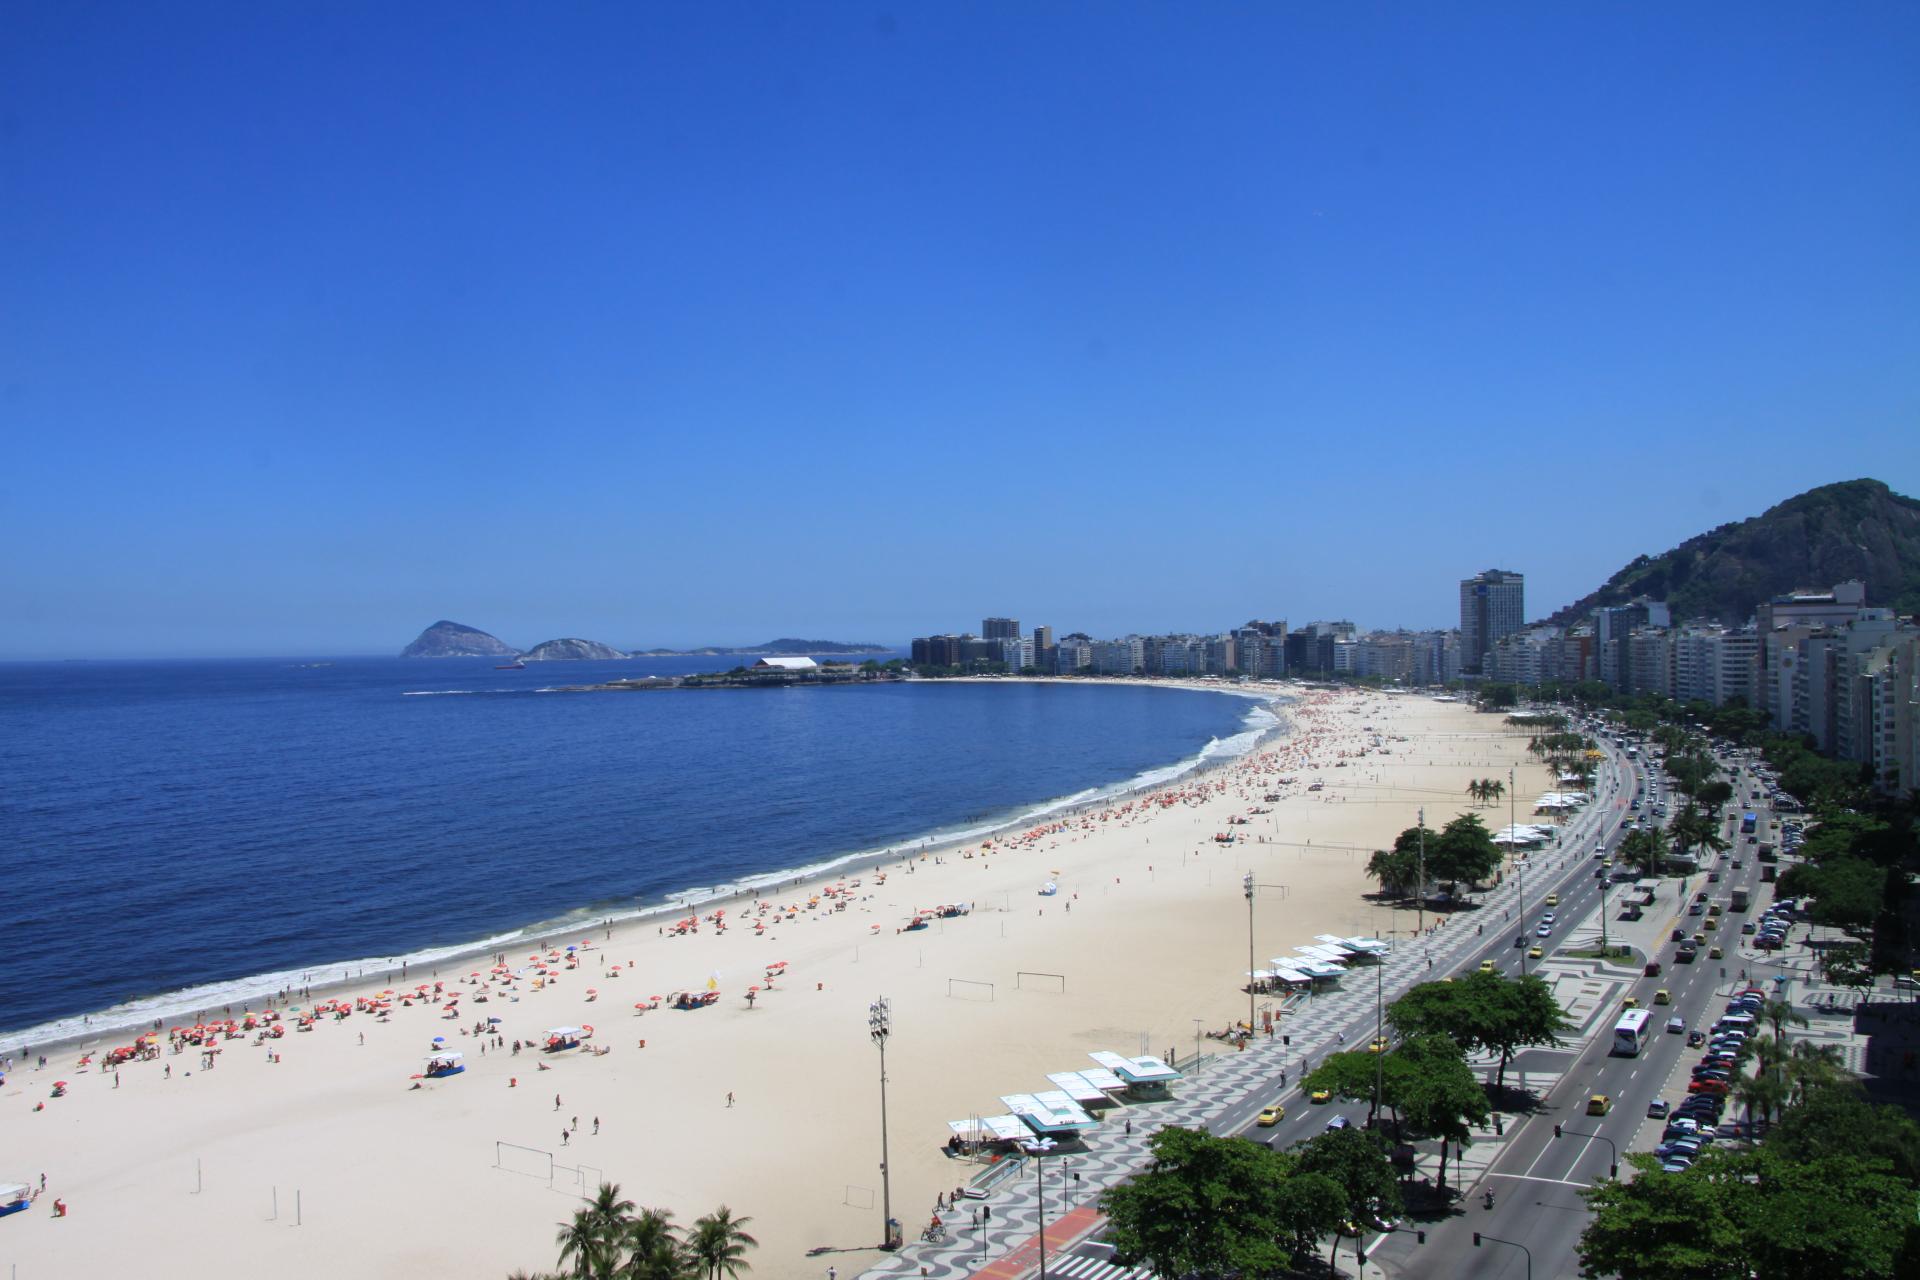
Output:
top-left (1622, 996), bottom-right (1639, 1009)
top-left (1587, 1094), bottom-right (1613, 1116)
top-left (1704, 917), bottom-right (1718, 931)
top-left (1310, 1089), bottom-right (1332, 1105)
top-left (1368, 1036), bottom-right (1390, 1054)
top-left (1257, 1102), bottom-right (1285, 1127)
top-left (1546, 893), bottom-right (1560, 906)
top-left (1709, 946), bottom-right (1724, 960)
top-left (1692, 932), bottom-right (1707, 946)
top-left (1479, 959), bottom-right (1495, 974)
top-left (1654, 989), bottom-right (1671, 1005)
top-left (1529, 945), bottom-right (1544, 959)
top-left (1708, 903), bottom-right (1722, 916)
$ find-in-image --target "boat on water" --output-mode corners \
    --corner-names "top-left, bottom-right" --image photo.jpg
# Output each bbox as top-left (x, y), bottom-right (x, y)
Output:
top-left (496, 661), bottom-right (527, 670)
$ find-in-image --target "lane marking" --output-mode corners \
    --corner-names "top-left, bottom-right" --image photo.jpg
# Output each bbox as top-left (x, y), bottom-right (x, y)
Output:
top-left (1486, 1172), bottom-right (1593, 1187)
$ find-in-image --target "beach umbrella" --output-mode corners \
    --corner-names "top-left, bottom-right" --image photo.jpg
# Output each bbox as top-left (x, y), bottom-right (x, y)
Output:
top-left (54, 1080), bottom-right (69, 1088)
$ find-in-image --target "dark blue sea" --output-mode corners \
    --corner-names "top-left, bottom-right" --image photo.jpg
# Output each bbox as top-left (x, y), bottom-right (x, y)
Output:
top-left (0, 656), bottom-right (1275, 1045)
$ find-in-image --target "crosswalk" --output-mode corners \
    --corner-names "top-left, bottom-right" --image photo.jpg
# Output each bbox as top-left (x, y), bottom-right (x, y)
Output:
top-left (1045, 1252), bottom-right (1153, 1280)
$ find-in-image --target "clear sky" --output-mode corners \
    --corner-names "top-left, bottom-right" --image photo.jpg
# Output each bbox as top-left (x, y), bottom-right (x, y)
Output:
top-left (5, 4), bottom-right (1916, 658)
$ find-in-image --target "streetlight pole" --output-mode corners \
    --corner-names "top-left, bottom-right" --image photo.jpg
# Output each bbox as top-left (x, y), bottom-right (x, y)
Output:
top-left (1513, 767), bottom-right (1528, 978)
top-left (1245, 872), bottom-right (1256, 1038)
top-left (1035, 1151), bottom-right (1049, 1279)
top-left (869, 997), bottom-right (894, 1251)
top-left (1473, 1231), bottom-right (1532, 1280)
top-left (1416, 808), bottom-right (1426, 937)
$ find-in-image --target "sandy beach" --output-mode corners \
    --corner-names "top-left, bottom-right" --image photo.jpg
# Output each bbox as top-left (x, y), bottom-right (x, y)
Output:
top-left (0, 685), bottom-right (1543, 1279)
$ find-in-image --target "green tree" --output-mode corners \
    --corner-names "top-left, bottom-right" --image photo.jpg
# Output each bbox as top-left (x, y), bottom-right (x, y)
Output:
top-left (1299, 1050), bottom-right (1395, 1125)
top-left (1392, 1033), bottom-right (1489, 1189)
top-left (1739, 1149), bottom-right (1910, 1280)
top-left (618, 1207), bottom-right (686, 1280)
top-left (687, 1207), bottom-right (757, 1280)
top-left (1388, 972), bottom-right (1573, 1089)
top-left (1577, 1154), bottom-right (1747, 1280)
top-left (1290, 1124), bottom-right (1403, 1275)
top-left (1101, 1126), bottom-right (1331, 1279)
top-left (1618, 826), bottom-right (1670, 877)
top-left (1366, 844), bottom-right (1422, 898)
top-left (1768, 1084), bottom-right (1920, 1184)
top-left (1426, 812), bottom-right (1502, 890)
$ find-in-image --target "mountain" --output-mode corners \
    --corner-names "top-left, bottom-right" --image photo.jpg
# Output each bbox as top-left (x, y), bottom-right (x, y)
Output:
top-left (1546, 479), bottom-right (1920, 627)
top-left (522, 638), bottom-right (628, 662)
top-left (401, 621), bottom-right (521, 659)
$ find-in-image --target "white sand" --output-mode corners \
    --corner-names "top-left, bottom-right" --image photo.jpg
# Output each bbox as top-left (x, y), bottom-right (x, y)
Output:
top-left (0, 686), bottom-right (1541, 1279)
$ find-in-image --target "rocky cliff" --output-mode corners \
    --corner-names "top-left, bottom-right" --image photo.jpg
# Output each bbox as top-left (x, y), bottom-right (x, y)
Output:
top-left (1547, 479), bottom-right (1920, 626)
top-left (400, 621), bottom-right (521, 659)
top-left (522, 638), bottom-right (629, 662)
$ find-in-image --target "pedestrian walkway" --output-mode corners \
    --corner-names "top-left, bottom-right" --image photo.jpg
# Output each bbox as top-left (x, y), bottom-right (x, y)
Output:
top-left (855, 738), bottom-right (1636, 1280)
top-left (1042, 1252), bottom-right (1154, 1280)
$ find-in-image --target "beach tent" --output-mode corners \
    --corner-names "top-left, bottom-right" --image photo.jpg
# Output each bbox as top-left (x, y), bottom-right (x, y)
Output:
top-left (1076, 1065), bottom-right (1129, 1093)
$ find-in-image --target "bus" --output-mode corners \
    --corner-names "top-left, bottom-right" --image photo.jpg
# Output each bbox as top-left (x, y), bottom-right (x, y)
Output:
top-left (1740, 811), bottom-right (1758, 835)
top-left (1612, 1008), bottom-right (1653, 1056)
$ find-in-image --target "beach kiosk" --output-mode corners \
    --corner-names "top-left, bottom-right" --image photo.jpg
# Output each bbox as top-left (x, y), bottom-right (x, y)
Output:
top-left (424, 1051), bottom-right (464, 1078)
top-left (0, 1183), bottom-right (29, 1219)
top-left (1088, 1051), bottom-right (1182, 1102)
top-left (1001, 1093), bottom-right (1097, 1150)
top-left (945, 1113), bottom-right (1031, 1154)
top-left (1046, 1070), bottom-right (1122, 1112)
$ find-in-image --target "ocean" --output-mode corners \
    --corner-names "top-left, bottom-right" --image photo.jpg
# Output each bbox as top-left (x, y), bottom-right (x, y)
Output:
top-left (0, 656), bottom-right (1277, 1046)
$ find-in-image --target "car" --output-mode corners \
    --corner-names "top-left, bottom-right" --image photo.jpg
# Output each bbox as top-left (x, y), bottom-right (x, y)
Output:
top-left (1587, 1094), bottom-right (1613, 1115)
top-left (1368, 1037), bottom-right (1389, 1055)
top-left (1709, 871), bottom-right (1721, 882)
top-left (1692, 933), bottom-right (1707, 946)
top-left (1741, 922), bottom-right (1756, 935)
top-left (1672, 928), bottom-right (1687, 942)
top-left (1705, 918), bottom-right (1718, 931)
top-left (1709, 946), bottom-right (1723, 959)
top-left (1546, 893), bottom-right (1559, 906)
top-left (1689, 1079), bottom-right (1732, 1095)
top-left (1690, 902), bottom-right (1705, 915)
top-left (1644, 961), bottom-right (1662, 976)
top-left (1688, 1030), bottom-right (1706, 1046)
top-left (1541, 912), bottom-right (1557, 924)
top-left (1257, 1103), bottom-right (1285, 1127)
top-left (1649, 1098), bottom-right (1671, 1117)
top-left (1536, 923), bottom-right (1553, 937)
top-left (1654, 988), bottom-right (1671, 1004)
top-left (1667, 1016), bottom-right (1686, 1034)
top-left (1514, 935), bottom-right (1526, 948)
top-left (1732, 859), bottom-right (1743, 869)
top-left (1529, 945), bottom-right (1544, 959)
top-left (1480, 960), bottom-right (1495, 974)
top-left (1310, 1089), bottom-right (1332, 1104)
top-left (1327, 1114), bottom-right (1352, 1130)
top-left (1622, 996), bottom-right (1639, 1009)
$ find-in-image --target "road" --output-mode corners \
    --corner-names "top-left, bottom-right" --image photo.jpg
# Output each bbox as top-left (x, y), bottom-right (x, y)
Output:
top-left (1360, 747), bottom-right (1777, 1280)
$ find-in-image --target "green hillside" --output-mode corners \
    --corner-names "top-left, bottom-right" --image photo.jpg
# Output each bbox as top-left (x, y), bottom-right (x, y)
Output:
top-left (1546, 479), bottom-right (1920, 626)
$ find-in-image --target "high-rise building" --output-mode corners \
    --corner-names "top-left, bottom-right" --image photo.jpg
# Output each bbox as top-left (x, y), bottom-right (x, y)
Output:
top-left (983, 617), bottom-right (1021, 641)
top-left (1032, 625), bottom-right (1054, 672)
top-left (1460, 569), bottom-right (1525, 674)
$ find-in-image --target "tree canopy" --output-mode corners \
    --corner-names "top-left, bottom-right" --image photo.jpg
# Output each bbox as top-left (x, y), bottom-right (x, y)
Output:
top-left (1101, 1126), bottom-right (1344, 1278)
top-left (1388, 971), bottom-right (1573, 1088)
top-left (1426, 811), bottom-right (1502, 889)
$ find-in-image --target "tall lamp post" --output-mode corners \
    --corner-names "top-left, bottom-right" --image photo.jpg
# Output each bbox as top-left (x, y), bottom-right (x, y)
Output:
top-left (1244, 879), bottom-right (1290, 1036)
top-left (870, 997), bottom-right (895, 1250)
top-left (1244, 872), bottom-right (1256, 1037)
top-left (1512, 767), bottom-right (1528, 978)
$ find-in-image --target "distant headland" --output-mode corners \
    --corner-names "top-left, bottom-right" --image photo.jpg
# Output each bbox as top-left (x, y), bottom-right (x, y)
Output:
top-left (399, 621), bottom-right (890, 660)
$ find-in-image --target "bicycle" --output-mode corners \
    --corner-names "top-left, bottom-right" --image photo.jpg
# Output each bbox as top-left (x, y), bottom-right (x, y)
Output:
top-left (921, 1223), bottom-right (948, 1244)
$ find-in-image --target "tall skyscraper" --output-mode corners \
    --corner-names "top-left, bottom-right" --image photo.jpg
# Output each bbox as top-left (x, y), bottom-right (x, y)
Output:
top-left (1460, 569), bottom-right (1525, 674)
top-left (983, 617), bottom-right (1021, 640)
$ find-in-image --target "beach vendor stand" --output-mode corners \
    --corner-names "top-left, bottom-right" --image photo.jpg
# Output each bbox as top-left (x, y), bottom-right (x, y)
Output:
top-left (1088, 1051), bottom-right (1183, 1102)
top-left (544, 1027), bottom-right (586, 1051)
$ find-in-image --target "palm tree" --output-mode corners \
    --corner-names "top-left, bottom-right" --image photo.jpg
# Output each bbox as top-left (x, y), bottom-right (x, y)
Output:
top-left (1618, 827), bottom-right (1669, 877)
top-left (1761, 997), bottom-right (1808, 1052)
top-left (617, 1207), bottom-right (685, 1280)
top-left (688, 1207), bottom-right (758, 1280)
top-left (1488, 779), bottom-right (1505, 806)
top-left (1466, 779), bottom-right (1486, 806)
top-left (557, 1205), bottom-right (617, 1280)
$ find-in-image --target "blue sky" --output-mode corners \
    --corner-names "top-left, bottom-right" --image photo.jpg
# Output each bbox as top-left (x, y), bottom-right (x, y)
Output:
top-left (4, 3), bottom-right (1916, 657)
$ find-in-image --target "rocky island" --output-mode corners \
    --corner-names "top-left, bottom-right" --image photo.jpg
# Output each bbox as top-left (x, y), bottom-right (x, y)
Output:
top-left (400, 620), bottom-right (522, 659)
top-left (522, 637), bottom-right (628, 662)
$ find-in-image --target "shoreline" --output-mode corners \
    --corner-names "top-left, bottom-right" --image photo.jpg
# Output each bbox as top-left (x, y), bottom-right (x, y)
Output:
top-left (0, 686), bottom-right (1544, 1280)
top-left (2, 679), bottom-right (1292, 1057)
